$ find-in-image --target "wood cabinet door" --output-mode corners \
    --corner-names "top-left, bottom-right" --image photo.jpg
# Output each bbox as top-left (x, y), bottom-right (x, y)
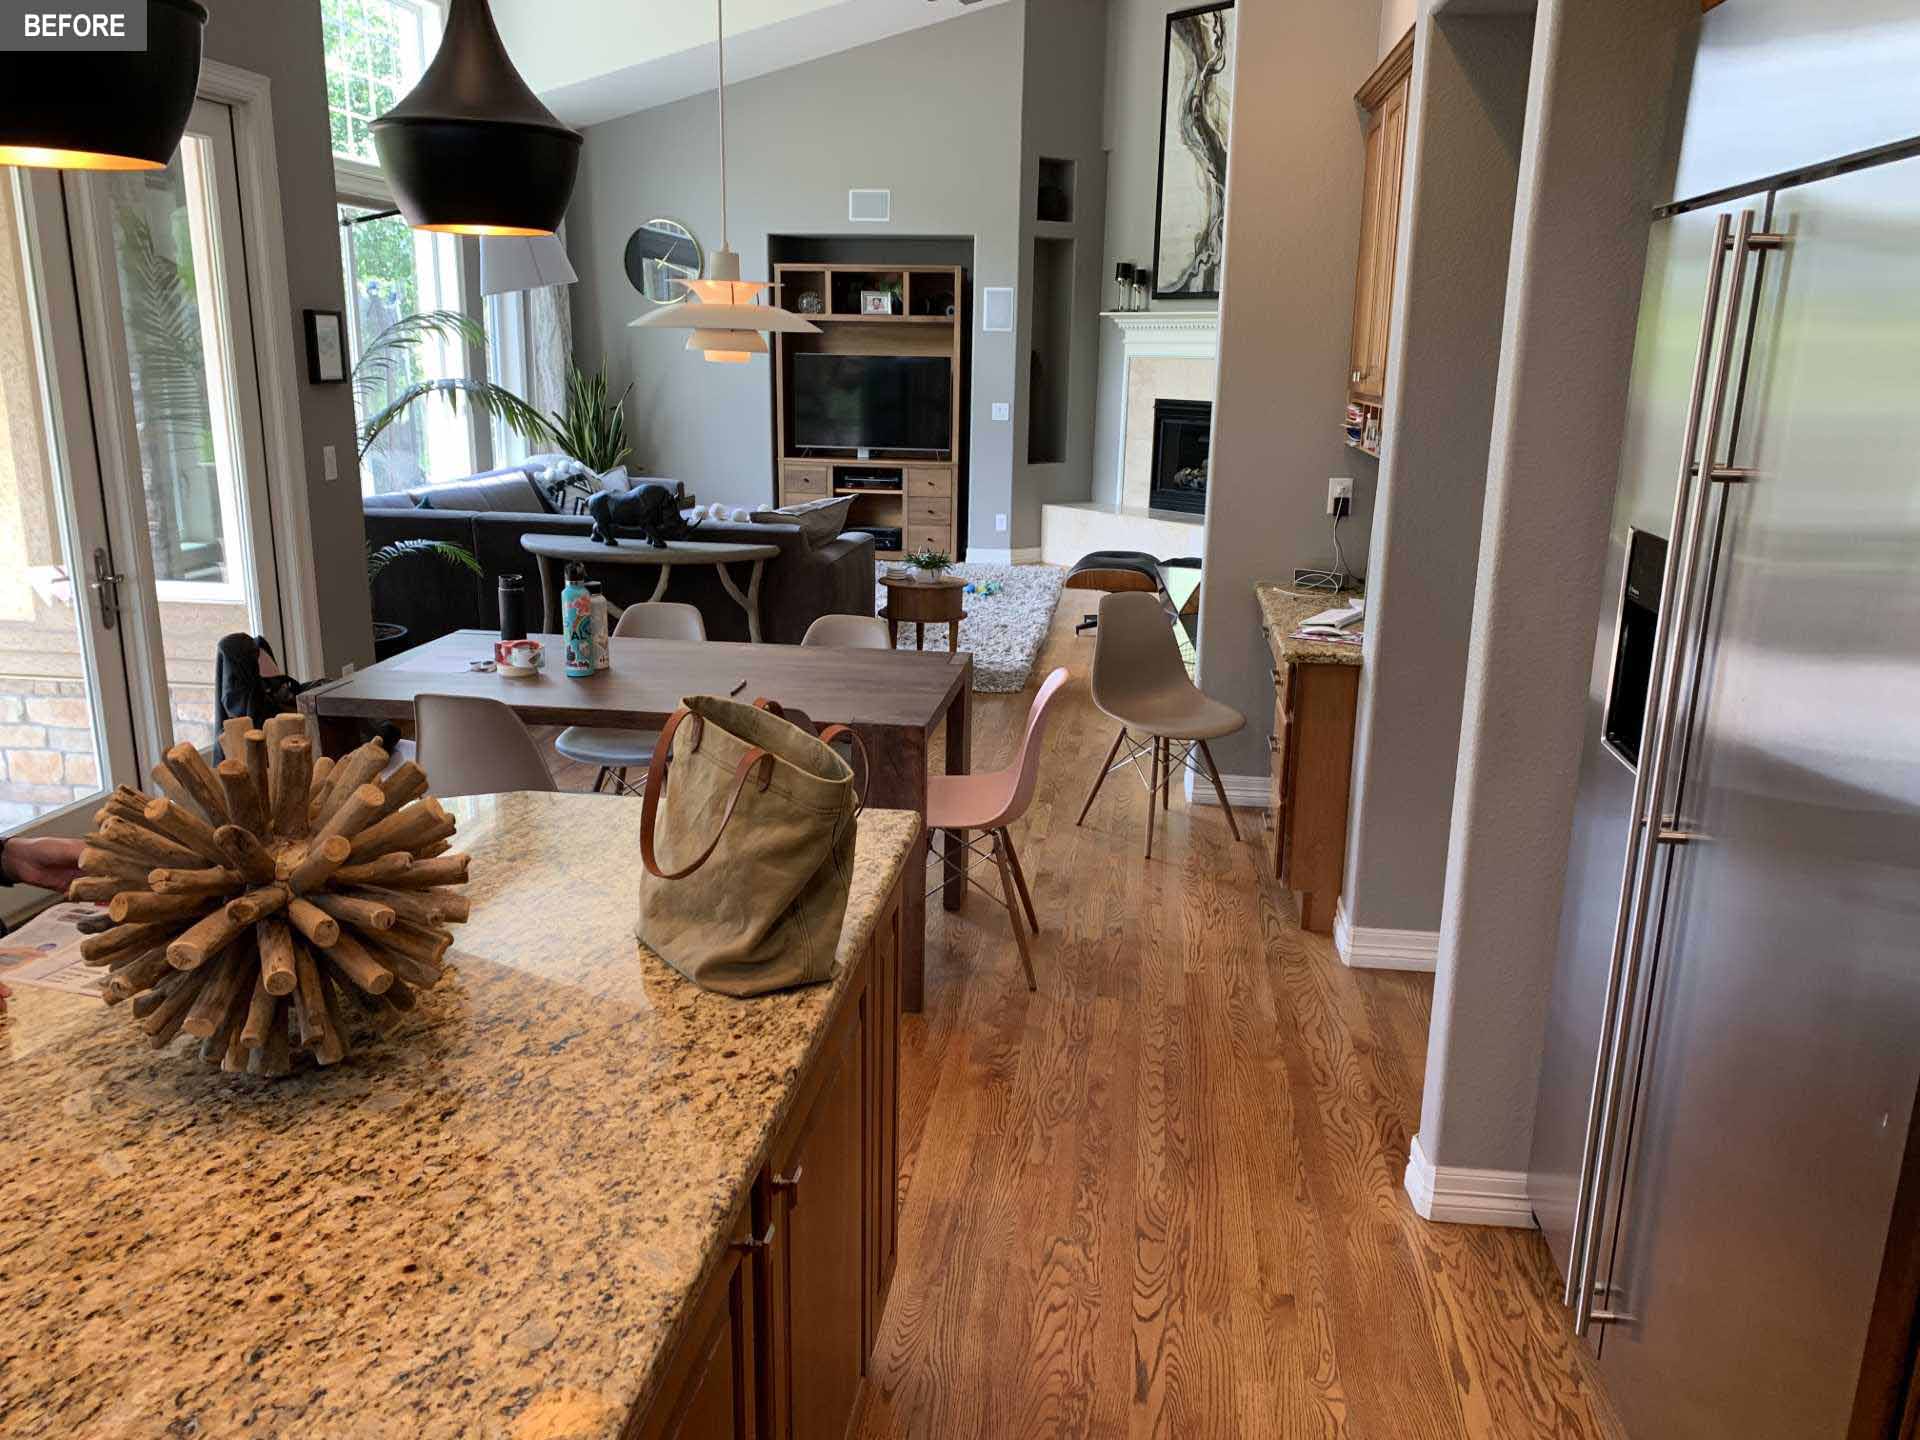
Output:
top-left (772, 1012), bottom-right (866, 1440)
top-left (639, 1213), bottom-right (758, 1440)
top-left (1348, 105), bottom-right (1390, 396)
top-left (864, 893), bottom-right (901, 1358)
top-left (1363, 76), bottom-right (1411, 398)
top-left (1348, 72), bottom-right (1411, 403)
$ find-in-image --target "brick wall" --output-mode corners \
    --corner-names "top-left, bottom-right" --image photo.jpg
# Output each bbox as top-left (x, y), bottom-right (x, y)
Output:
top-left (0, 674), bottom-right (213, 828)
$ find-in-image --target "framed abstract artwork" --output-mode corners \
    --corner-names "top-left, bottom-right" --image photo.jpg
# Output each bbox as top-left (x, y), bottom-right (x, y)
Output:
top-left (1151, 0), bottom-right (1236, 301)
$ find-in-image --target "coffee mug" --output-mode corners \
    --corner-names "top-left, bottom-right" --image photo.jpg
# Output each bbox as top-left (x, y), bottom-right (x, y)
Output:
top-left (496, 638), bottom-right (544, 673)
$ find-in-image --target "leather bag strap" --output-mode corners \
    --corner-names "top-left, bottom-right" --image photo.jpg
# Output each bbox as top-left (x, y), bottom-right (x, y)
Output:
top-left (640, 707), bottom-right (775, 881)
top-left (815, 724), bottom-right (870, 816)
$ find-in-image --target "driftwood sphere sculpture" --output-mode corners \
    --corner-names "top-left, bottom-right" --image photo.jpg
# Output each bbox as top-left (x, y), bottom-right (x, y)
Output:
top-left (69, 714), bottom-right (469, 1077)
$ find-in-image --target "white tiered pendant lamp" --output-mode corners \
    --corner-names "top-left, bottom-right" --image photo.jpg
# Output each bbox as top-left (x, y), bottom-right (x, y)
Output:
top-left (629, 0), bottom-right (818, 363)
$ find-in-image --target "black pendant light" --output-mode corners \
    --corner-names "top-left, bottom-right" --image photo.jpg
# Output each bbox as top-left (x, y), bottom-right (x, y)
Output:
top-left (372, 0), bottom-right (581, 237)
top-left (0, 0), bottom-right (206, 172)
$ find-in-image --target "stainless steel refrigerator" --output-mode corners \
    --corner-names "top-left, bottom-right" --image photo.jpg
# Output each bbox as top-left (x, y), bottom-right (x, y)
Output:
top-left (1526, 4), bottom-right (1920, 1437)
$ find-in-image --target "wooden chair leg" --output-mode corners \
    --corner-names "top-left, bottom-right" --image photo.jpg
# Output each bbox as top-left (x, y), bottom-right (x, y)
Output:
top-left (1000, 828), bottom-right (1040, 935)
top-left (1195, 739), bottom-right (1242, 842)
top-left (991, 832), bottom-right (1038, 991)
top-left (1145, 734), bottom-right (1159, 861)
top-left (1077, 726), bottom-right (1128, 827)
top-left (1160, 737), bottom-right (1171, 807)
top-left (592, 766), bottom-right (610, 794)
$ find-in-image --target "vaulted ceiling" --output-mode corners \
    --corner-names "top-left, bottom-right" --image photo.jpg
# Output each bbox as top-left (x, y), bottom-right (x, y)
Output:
top-left (490, 0), bottom-right (1011, 128)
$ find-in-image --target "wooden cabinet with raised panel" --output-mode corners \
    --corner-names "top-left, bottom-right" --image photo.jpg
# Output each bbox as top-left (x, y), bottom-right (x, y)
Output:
top-left (1348, 31), bottom-right (1413, 409)
top-left (641, 876), bottom-right (905, 1440)
top-left (1264, 644), bottom-right (1361, 935)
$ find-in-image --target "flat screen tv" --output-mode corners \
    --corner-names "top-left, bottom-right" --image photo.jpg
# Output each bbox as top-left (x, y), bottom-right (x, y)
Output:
top-left (792, 354), bottom-right (951, 454)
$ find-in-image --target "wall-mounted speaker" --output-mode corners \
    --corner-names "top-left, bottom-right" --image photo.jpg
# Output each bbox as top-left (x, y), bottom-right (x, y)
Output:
top-left (981, 285), bottom-right (1014, 333)
top-left (848, 188), bottom-right (891, 223)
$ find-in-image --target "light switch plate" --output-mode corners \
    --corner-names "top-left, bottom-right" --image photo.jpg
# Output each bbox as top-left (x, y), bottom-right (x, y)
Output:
top-left (992, 402), bottom-right (1010, 422)
top-left (322, 444), bottom-right (339, 482)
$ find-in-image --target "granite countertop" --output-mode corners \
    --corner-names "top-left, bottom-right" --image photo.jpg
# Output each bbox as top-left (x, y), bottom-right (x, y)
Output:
top-left (0, 791), bottom-right (919, 1440)
top-left (1255, 583), bottom-right (1366, 667)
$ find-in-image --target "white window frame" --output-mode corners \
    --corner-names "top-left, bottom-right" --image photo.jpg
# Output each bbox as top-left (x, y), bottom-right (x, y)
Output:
top-left (334, 155), bottom-right (492, 490)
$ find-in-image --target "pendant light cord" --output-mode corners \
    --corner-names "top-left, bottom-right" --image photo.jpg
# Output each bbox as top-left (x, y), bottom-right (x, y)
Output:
top-left (716, 0), bottom-right (729, 255)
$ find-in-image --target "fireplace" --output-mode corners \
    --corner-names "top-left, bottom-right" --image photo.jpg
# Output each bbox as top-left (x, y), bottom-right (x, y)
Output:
top-left (1148, 398), bottom-right (1211, 515)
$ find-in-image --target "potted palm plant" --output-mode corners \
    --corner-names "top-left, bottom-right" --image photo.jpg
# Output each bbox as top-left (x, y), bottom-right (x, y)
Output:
top-left (365, 537), bottom-right (482, 659)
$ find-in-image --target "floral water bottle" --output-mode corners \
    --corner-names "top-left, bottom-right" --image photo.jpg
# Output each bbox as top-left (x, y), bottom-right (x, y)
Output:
top-left (562, 562), bottom-right (596, 677)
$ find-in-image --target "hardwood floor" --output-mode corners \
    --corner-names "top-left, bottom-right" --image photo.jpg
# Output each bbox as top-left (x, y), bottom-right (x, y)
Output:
top-left (545, 604), bottom-right (1626, 1440)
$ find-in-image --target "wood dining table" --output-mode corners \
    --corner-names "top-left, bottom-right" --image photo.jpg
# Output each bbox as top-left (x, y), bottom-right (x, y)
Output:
top-left (298, 629), bottom-right (970, 1011)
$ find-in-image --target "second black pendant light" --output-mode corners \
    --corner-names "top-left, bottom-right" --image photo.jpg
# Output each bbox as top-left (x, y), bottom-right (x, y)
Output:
top-left (372, 0), bottom-right (581, 237)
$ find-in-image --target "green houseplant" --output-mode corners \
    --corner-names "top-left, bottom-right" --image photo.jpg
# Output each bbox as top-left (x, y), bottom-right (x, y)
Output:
top-left (904, 546), bottom-right (952, 581)
top-left (354, 310), bottom-right (550, 462)
top-left (365, 537), bottom-right (481, 659)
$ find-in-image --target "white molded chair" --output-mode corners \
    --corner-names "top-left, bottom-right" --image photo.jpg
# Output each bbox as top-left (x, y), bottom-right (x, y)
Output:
top-left (554, 602), bottom-right (706, 793)
top-left (802, 613), bottom-right (892, 649)
top-left (1076, 590), bottom-right (1244, 858)
top-left (415, 694), bottom-right (556, 799)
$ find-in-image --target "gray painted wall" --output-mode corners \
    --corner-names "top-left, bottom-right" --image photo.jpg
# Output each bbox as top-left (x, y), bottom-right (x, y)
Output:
top-left (1341, 9), bottom-right (1533, 938)
top-left (1196, 0), bottom-right (1383, 783)
top-left (1011, 0), bottom-right (1109, 547)
top-left (1416, 0), bottom-right (1693, 1176)
top-left (1091, 0), bottom-right (1236, 507)
top-left (565, 6), bottom-right (1024, 551)
top-left (205, 0), bottom-right (372, 671)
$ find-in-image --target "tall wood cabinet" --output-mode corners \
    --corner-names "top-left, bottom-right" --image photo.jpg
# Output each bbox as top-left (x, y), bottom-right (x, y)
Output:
top-left (772, 263), bottom-right (964, 561)
top-left (1346, 30), bottom-right (1414, 454)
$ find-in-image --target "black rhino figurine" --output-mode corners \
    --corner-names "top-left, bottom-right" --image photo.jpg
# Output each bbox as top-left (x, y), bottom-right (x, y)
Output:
top-left (587, 482), bottom-right (701, 548)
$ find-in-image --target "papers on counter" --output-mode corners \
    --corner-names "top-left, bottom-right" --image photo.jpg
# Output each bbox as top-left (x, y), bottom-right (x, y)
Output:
top-left (0, 902), bottom-right (110, 997)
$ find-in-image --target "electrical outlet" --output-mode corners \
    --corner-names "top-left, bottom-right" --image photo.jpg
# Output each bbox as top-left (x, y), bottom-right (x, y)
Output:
top-left (995, 513), bottom-right (1008, 533)
top-left (322, 444), bottom-right (339, 482)
top-left (992, 402), bottom-right (1010, 423)
top-left (1327, 476), bottom-right (1354, 516)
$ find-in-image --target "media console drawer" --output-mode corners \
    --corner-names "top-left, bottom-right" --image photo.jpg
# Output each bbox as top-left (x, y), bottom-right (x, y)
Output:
top-left (905, 466), bottom-right (952, 498)
top-left (782, 464), bottom-right (829, 497)
top-left (907, 497), bottom-right (951, 527)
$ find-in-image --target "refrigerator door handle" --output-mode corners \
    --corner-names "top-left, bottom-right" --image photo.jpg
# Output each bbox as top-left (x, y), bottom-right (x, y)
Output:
top-left (1567, 211), bottom-right (1766, 1336)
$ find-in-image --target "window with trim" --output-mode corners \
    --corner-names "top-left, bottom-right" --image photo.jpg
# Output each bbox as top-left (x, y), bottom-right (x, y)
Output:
top-left (324, 0), bottom-right (489, 496)
top-left (322, 0), bottom-right (441, 165)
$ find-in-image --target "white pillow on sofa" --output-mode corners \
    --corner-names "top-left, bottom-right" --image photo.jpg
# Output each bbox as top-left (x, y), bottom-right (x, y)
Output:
top-left (749, 495), bottom-right (854, 547)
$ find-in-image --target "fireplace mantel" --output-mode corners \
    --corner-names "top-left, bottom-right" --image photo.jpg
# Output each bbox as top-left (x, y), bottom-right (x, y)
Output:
top-left (1101, 309), bottom-right (1221, 361)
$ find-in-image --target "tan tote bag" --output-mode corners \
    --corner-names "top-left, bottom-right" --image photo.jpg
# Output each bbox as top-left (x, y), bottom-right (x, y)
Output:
top-left (637, 695), bottom-right (865, 997)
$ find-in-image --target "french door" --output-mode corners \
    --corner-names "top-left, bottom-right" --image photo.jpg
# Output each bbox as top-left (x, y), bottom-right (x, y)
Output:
top-left (0, 97), bottom-right (287, 855)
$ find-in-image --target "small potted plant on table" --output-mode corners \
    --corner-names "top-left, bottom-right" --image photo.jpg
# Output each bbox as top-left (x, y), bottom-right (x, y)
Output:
top-left (904, 546), bottom-right (952, 583)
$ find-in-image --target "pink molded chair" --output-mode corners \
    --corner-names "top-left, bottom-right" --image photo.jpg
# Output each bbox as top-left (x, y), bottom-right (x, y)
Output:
top-left (926, 666), bottom-right (1071, 990)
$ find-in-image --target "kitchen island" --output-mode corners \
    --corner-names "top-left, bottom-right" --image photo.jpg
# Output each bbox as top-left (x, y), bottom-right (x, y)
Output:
top-left (0, 791), bottom-right (915, 1440)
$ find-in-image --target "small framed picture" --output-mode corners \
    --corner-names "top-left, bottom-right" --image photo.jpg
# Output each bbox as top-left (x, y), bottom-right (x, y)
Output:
top-left (305, 309), bottom-right (347, 384)
top-left (860, 289), bottom-right (892, 316)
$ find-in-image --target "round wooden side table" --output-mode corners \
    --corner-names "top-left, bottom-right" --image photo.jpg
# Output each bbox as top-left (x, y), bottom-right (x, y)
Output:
top-left (879, 573), bottom-right (968, 652)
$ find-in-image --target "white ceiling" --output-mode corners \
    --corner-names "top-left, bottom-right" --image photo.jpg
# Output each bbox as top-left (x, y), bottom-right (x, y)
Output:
top-left (489, 0), bottom-right (1013, 129)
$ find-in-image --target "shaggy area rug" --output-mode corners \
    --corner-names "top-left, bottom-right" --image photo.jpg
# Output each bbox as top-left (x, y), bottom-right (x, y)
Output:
top-left (875, 562), bottom-right (1065, 693)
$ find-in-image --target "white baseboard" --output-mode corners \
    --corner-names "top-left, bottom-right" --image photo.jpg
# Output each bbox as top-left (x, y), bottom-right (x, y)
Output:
top-left (1333, 898), bottom-right (1440, 972)
top-left (1404, 1135), bottom-right (1535, 1228)
top-left (964, 546), bottom-right (1042, 565)
top-left (1183, 769), bottom-right (1268, 809)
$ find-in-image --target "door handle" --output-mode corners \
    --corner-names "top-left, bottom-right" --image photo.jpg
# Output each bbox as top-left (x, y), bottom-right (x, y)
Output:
top-left (772, 1164), bottom-right (804, 1210)
top-left (90, 546), bottom-right (125, 630)
top-left (731, 1220), bottom-right (777, 1254)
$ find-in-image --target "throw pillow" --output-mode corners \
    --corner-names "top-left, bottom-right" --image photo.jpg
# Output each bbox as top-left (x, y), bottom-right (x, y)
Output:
top-left (749, 495), bottom-right (855, 547)
top-left (406, 472), bottom-right (549, 514)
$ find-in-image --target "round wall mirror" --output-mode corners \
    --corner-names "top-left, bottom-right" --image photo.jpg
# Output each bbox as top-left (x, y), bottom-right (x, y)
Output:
top-left (624, 219), bottom-right (703, 304)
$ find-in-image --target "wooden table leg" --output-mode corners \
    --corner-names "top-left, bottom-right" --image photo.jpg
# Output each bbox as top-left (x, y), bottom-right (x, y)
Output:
top-left (947, 618), bottom-right (959, 653)
top-left (914, 622), bottom-right (925, 652)
top-left (649, 566), bottom-right (672, 602)
top-left (942, 668), bottom-right (971, 915)
top-left (865, 725), bottom-right (929, 1014)
top-left (312, 713), bottom-right (361, 761)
